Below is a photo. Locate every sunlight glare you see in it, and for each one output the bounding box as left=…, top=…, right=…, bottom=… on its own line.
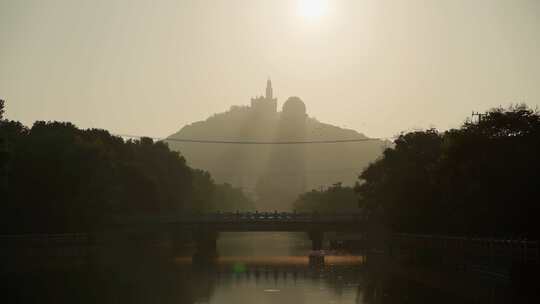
left=298, top=0, right=329, bottom=19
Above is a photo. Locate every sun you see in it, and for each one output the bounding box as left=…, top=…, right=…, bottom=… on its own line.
left=298, top=0, right=329, bottom=19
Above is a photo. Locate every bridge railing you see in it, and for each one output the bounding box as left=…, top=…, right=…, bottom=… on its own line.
left=390, top=233, right=539, bottom=277
left=110, top=211, right=368, bottom=225
left=189, top=211, right=366, bottom=223
left=0, top=233, right=88, bottom=245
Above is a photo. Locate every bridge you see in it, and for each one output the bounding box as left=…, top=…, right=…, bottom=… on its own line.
left=110, top=211, right=368, bottom=263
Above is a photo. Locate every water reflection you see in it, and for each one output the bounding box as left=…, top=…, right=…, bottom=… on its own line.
left=2, top=233, right=517, bottom=304
left=181, top=255, right=365, bottom=304
left=4, top=257, right=364, bottom=304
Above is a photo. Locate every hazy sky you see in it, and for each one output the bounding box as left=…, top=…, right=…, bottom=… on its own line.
left=1, top=0, right=539, bottom=138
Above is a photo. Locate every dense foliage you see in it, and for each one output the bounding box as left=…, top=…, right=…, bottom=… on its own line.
left=0, top=99, right=5, bottom=120
left=189, top=169, right=254, bottom=212
left=293, top=182, right=359, bottom=212
left=0, top=113, right=253, bottom=233
left=357, top=105, right=540, bottom=237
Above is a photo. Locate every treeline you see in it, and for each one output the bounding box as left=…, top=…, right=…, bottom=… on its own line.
left=357, top=105, right=540, bottom=237
left=0, top=104, right=253, bottom=233
left=293, top=182, right=359, bottom=212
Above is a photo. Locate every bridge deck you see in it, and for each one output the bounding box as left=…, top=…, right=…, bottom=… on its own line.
left=111, top=212, right=368, bottom=232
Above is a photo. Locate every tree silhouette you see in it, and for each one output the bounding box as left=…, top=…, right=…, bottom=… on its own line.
left=0, top=119, right=253, bottom=233
left=0, top=99, right=5, bottom=120
left=294, top=182, right=359, bottom=212
left=356, top=104, right=540, bottom=237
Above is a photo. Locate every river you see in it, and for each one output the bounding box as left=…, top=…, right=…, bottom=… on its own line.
left=3, top=233, right=517, bottom=303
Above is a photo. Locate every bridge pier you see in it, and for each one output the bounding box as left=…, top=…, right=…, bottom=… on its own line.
left=193, top=229, right=218, bottom=264
left=171, top=228, right=186, bottom=257
left=309, top=230, right=325, bottom=267
left=309, top=231, right=324, bottom=251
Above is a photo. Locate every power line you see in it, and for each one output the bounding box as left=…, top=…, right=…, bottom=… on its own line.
left=114, top=134, right=389, bottom=145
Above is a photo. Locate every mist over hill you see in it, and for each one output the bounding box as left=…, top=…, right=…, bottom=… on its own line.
left=166, top=81, right=387, bottom=210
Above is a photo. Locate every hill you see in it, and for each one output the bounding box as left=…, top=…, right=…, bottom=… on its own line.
left=166, top=81, right=387, bottom=210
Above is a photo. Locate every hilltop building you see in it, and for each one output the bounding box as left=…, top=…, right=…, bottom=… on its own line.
left=249, top=80, right=307, bottom=120
left=250, top=79, right=277, bottom=115
left=282, top=96, right=307, bottom=120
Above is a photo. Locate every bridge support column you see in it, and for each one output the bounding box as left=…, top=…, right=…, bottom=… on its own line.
left=171, top=228, right=186, bottom=257
left=193, top=229, right=218, bottom=264
left=309, top=230, right=324, bottom=267
left=309, top=231, right=324, bottom=251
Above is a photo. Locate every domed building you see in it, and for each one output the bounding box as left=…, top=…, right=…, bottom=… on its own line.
left=282, top=97, right=307, bottom=120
